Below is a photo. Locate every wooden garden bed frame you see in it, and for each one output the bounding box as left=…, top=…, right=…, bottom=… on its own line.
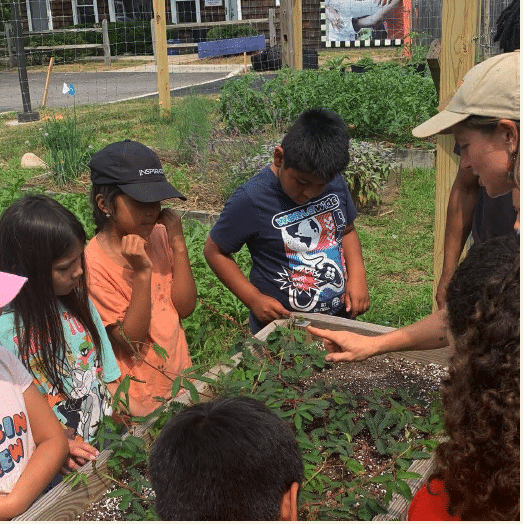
left=15, top=313, right=449, bottom=520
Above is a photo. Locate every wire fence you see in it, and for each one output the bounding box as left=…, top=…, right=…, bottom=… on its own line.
left=0, top=0, right=515, bottom=116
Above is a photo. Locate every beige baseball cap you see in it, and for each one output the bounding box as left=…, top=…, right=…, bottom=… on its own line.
left=412, top=51, right=520, bottom=138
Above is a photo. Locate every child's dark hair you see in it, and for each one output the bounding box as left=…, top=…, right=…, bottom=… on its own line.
left=281, top=108, right=350, bottom=182
left=90, top=183, right=123, bottom=233
left=494, top=0, right=519, bottom=53
left=431, top=233, right=519, bottom=520
left=0, top=195, right=102, bottom=397
left=149, top=396, right=304, bottom=520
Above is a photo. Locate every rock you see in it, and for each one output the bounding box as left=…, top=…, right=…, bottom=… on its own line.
left=21, top=153, right=47, bottom=168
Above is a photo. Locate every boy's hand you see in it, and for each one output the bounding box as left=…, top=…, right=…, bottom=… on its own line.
left=344, top=279, right=370, bottom=319
left=121, top=234, right=153, bottom=273
left=251, top=293, right=291, bottom=325
left=60, top=432, right=99, bottom=474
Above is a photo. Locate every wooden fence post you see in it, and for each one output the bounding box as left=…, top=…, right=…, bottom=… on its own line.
left=433, top=0, right=478, bottom=311
left=280, top=0, right=302, bottom=70
left=152, top=0, right=171, bottom=114
left=268, top=8, right=276, bottom=48
left=150, top=17, right=156, bottom=63
left=5, top=22, right=15, bottom=67
left=102, top=18, right=111, bottom=66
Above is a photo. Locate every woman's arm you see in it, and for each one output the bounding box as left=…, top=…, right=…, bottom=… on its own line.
left=0, top=384, right=69, bottom=519
left=308, top=309, right=449, bottom=362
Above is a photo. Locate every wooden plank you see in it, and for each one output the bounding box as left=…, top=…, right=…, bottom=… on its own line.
left=198, top=34, right=265, bottom=58
left=26, top=44, right=103, bottom=51
left=22, top=27, right=102, bottom=35
left=426, top=38, right=441, bottom=97
left=152, top=0, right=171, bottom=114
left=165, top=18, right=269, bottom=31
left=102, top=18, right=111, bottom=66
left=433, top=0, right=478, bottom=311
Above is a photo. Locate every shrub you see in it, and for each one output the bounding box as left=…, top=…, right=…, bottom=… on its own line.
left=344, top=140, right=395, bottom=209
left=106, top=21, right=153, bottom=56
left=219, top=65, right=437, bottom=144
left=206, top=24, right=258, bottom=41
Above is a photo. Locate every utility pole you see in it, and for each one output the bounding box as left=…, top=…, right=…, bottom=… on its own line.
left=10, top=0, right=39, bottom=122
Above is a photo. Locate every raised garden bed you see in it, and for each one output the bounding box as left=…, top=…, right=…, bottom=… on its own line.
left=15, top=314, right=449, bottom=521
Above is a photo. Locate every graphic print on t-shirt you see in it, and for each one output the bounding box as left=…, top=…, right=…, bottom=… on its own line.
left=0, top=412, right=28, bottom=479
left=273, top=194, right=347, bottom=313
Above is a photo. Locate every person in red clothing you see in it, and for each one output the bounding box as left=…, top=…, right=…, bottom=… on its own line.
left=408, top=233, right=519, bottom=521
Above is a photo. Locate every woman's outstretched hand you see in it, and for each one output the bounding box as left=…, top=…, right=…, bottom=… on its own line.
left=307, top=326, right=382, bottom=362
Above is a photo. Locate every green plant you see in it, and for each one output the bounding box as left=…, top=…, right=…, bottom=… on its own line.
left=106, top=21, right=153, bottom=56
left=41, top=112, right=93, bottom=186
left=212, top=324, right=445, bottom=520
left=206, top=24, right=258, bottom=41
left=404, top=31, right=431, bottom=64
left=219, top=67, right=437, bottom=144
left=67, top=323, right=443, bottom=520
left=354, top=56, right=375, bottom=68
left=344, top=140, right=394, bottom=209
left=153, top=96, right=216, bottom=166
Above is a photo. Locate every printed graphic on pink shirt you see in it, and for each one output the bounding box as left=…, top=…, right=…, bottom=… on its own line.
left=0, top=412, right=29, bottom=480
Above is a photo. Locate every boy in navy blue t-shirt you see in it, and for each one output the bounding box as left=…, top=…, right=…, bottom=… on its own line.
left=204, top=109, right=369, bottom=333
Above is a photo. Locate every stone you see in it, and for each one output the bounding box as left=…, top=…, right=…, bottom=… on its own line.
left=21, top=153, right=47, bottom=168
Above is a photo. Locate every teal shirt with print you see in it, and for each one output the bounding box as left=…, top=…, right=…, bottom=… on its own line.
left=0, top=299, right=120, bottom=443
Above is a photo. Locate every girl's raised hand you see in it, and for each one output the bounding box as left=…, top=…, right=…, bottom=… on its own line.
left=156, top=208, right=183, bottom=241
left=121, top=234, right=153, bottom=273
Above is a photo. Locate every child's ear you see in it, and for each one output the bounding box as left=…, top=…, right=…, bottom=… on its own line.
left=273, top=146, right=284, bottom=168
left=95, top=194, right=111, bottom=215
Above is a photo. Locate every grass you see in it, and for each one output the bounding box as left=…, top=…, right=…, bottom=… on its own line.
left=0, top=88, right=436, bottom=370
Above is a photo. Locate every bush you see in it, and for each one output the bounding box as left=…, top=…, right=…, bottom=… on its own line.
left=219, top=64, right=437, bottom=145
left=106, top=21, right=153, bottom=56
left=206, top=24, right=258, bottom=41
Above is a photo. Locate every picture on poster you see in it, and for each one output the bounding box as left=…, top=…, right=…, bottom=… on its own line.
left=323, top=0, right=406, bottom=43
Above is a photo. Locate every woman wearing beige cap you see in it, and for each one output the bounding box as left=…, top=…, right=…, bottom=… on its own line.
left=307, top=51, right=520, bottom=362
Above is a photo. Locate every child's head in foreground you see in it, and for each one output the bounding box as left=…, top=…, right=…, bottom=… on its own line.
left=148, top=396, right=304, bottom=520
left=88, top=139, right=186, bottom=236
left=273, top=108, right=350, bottom=205
left=434, top=233, right=519, bottom=520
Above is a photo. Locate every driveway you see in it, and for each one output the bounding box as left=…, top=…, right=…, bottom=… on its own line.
left=0, top=66, right=242, bottom=113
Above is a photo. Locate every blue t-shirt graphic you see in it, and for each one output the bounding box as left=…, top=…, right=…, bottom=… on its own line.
left=210, top=165, right=358, bottom=333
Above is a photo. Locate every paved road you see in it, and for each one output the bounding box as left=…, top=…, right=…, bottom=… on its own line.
left=1, top=69, right=235, bottom=113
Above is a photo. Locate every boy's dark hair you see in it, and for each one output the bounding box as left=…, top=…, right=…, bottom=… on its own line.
left=0, top=195, right=102, bottom=397
left=494, top=0, right=519, bottom=53
left=281, top=108, right=349, bottom=182
left=148, top=396, right=304, bottom=520
left=432, top=233, right=519, bottom=520
left=90, top=183, right=123, bottom=233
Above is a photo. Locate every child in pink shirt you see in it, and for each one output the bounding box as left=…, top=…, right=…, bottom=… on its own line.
left=85, top=140, right=196, bottom=412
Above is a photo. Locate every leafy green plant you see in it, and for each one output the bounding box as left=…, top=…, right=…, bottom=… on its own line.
left=404, top=31, right=431, bottom=64
left=209, top=324, right=445, bottom=520
left=41, top=112, right=93, bottom=186
left=66, top=323, right=443, bottom=521
left=344, top=140, right=395, bottom=209
left=219, top=66, right=437, bottom=144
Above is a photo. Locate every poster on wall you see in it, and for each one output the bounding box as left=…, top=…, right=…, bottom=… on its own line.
left=321, top=0, right=410, bottom=47
left=205, top=0, right=223, bottom=6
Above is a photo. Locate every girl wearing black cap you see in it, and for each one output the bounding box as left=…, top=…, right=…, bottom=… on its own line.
left=85, top=140, right=196, bottom=413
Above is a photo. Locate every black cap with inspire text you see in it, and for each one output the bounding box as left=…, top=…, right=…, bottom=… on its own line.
left=89, top=140, right=186, bottom=202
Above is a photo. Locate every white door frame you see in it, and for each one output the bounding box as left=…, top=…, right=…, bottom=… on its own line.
left=25, top=0, right=53, bottom=31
